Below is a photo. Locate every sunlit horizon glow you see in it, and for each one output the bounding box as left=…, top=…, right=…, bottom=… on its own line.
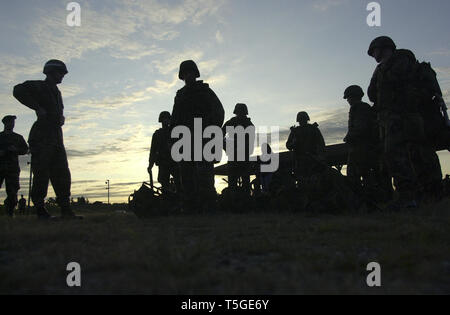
left=1, top=0, right=449, bottom=203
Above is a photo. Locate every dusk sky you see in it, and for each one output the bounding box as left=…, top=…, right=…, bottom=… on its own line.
left=1, top=0, right=449, bottom=203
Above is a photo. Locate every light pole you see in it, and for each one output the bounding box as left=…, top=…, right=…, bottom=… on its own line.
left=105, top=180, right=110, bottom=205
left=27, top=158, right=32, bottom=214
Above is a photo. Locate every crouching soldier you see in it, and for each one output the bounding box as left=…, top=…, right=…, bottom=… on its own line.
left=13, top=60, right=82, bottom=220
left=0, top=116, right=28, bottom=217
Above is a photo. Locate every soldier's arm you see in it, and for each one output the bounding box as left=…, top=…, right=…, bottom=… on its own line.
left=13, top=81, right=47, bottom=119
left=208, top=89, right=225, bottom=127
left=170, top=95, right=181, bottom=129
left=286, top=130, right=295, bottom=151
left=13, top=81, right=40, bottom=111
left=368, top=68, right=379, bottom=104
left=315, top=129, right=326, bottom=157
left=149, top=131, right=160, bottom=167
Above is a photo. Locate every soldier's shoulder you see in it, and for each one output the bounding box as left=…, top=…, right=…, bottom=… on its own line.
left=12, top=132, right=25, bottom=138
left=18, top=80, right=46, bottom=86
left=393, top=49, right=416, bottom=63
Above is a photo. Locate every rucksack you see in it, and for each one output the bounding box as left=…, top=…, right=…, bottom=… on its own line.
left=415, top=61, right=449, bottom=145
left=128, top=182, right=163, bottom=218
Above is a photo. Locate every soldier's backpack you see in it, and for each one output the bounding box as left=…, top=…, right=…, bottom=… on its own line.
left=128, top=182, right=163, bottom=218
left=415, top=61, right=450, bottom=147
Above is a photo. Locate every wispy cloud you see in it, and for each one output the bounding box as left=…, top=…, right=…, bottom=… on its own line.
left=312, top=0, right=349, bottom=11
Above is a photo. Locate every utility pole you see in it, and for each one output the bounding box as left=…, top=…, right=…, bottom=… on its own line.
left=105, top=180, right=110, bottom=205
left=27, top=159, right=32, bottom=215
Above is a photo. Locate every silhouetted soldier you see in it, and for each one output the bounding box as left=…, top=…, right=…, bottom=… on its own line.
left=367, top=36, right=425, bottom=210
left=222, top=103, right=255, bottom=194
left=148, top=111, right=181, bottom=193
left=0, top=116, right=28, bottom=217
left=18, top=194, right=27, bottom=214
left=171, top=60, right=225, bottom=212
left=13, top=60, right=82, bottom=220
left=343, top=85, right=377, bottom=191
left=286, top=112, right=325, bottom=183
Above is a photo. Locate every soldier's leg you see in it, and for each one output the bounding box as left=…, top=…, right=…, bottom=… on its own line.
left=48, top=145, right=73, bottom=215
left=30, top=144, right=51, bottom=212
left=179, top=161, right=197, bottom=211
left=411, top=144, right=443, bottom=201
left=170, top=163, right=182, bottom=194
left=347, top=147, right=363, bottom=190
left=386, top=142, right=418, bottom=205
left=241, top=163, right=251, bottom=195
left=4, top=173, right=20, bottom=217
left=157, top=165, right=170, bottom=192
left=197, top=161, right=217, bottom=211
left=228, top=162, right=238, bottom=190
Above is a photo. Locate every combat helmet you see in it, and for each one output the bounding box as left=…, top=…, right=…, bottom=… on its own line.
left=158, top=111, right=171, bottom=123
left=178, top=60, right=200, bottom=80
left=233, top=103, right=248, bottom=116
left=43, top=59, right=68, bottom=75
left=297, top=111, right=310, bottom=123
left=344, top=85, right=364, bottom=99
left=368, top=36, right=396, bottom=57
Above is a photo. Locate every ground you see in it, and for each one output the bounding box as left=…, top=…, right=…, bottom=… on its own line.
left=0, top=200, right=449, bottom=294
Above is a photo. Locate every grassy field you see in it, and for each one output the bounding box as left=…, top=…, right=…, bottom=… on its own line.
left=0, top=199, right=449, bottom=295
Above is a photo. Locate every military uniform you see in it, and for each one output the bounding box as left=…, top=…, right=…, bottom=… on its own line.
left=368, top=48, right=424, bottom=204
left=149, top=126, right=180, bottom=193
left=0, top=129, right=28, bottom=216
left=344, top=100, right=377, bottom=188
left=171, top=79, right=224, bottom=211
left=13, top=79, right=72, bottom=213
left=286, top=122, right=326, bottom=181
left=222, top=111, right=255, bottom=194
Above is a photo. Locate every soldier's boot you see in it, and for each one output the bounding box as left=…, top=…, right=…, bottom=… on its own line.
left=60, top=205, right=83, bottom=220
left=36, top=206, right=56, bottom=220
left=4, top=197, right=18, bottom=217
left=5, top=205, right=15, bottom=218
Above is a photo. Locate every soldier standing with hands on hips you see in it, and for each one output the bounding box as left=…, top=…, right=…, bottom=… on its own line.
left=13, top=60, right=82, bottom=220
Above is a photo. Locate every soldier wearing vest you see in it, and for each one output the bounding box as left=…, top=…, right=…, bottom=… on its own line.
left=170, top=60, right=225, bottom=212
left=13, top=60, right=82, bottom=220
left=0, top=115, right=28, bottom=217
left=343, top=85, right=378, bottom=191
left=148, top=111, right=181, bottom=194
left=286, top=111, right=326, bottom=182
left=367, top=36, right=426, bottom=210
left=222, top=103, right=255, bottom=195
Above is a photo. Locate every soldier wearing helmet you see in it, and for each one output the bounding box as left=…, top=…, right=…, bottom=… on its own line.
left=222, top=103, right=255, bottom=195
left=343, top=85, right=377, bottom=192
left=171, top=60, right=224, bottom=212
left=0, top=115, right=28, bottom=217
left=286, top=112, right=325, bottom=181
left=148, top=111, right=180, bottom=194
left=13, top=60, right=81, bottom=220
left=367, top=36, right=428, bottom=210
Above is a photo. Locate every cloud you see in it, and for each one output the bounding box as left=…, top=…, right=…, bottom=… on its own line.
left=60, top=84, right=85, bottom=98
left=312, top=0, right=349, bottom=11
left=215, top=30, right=224, bottom=44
